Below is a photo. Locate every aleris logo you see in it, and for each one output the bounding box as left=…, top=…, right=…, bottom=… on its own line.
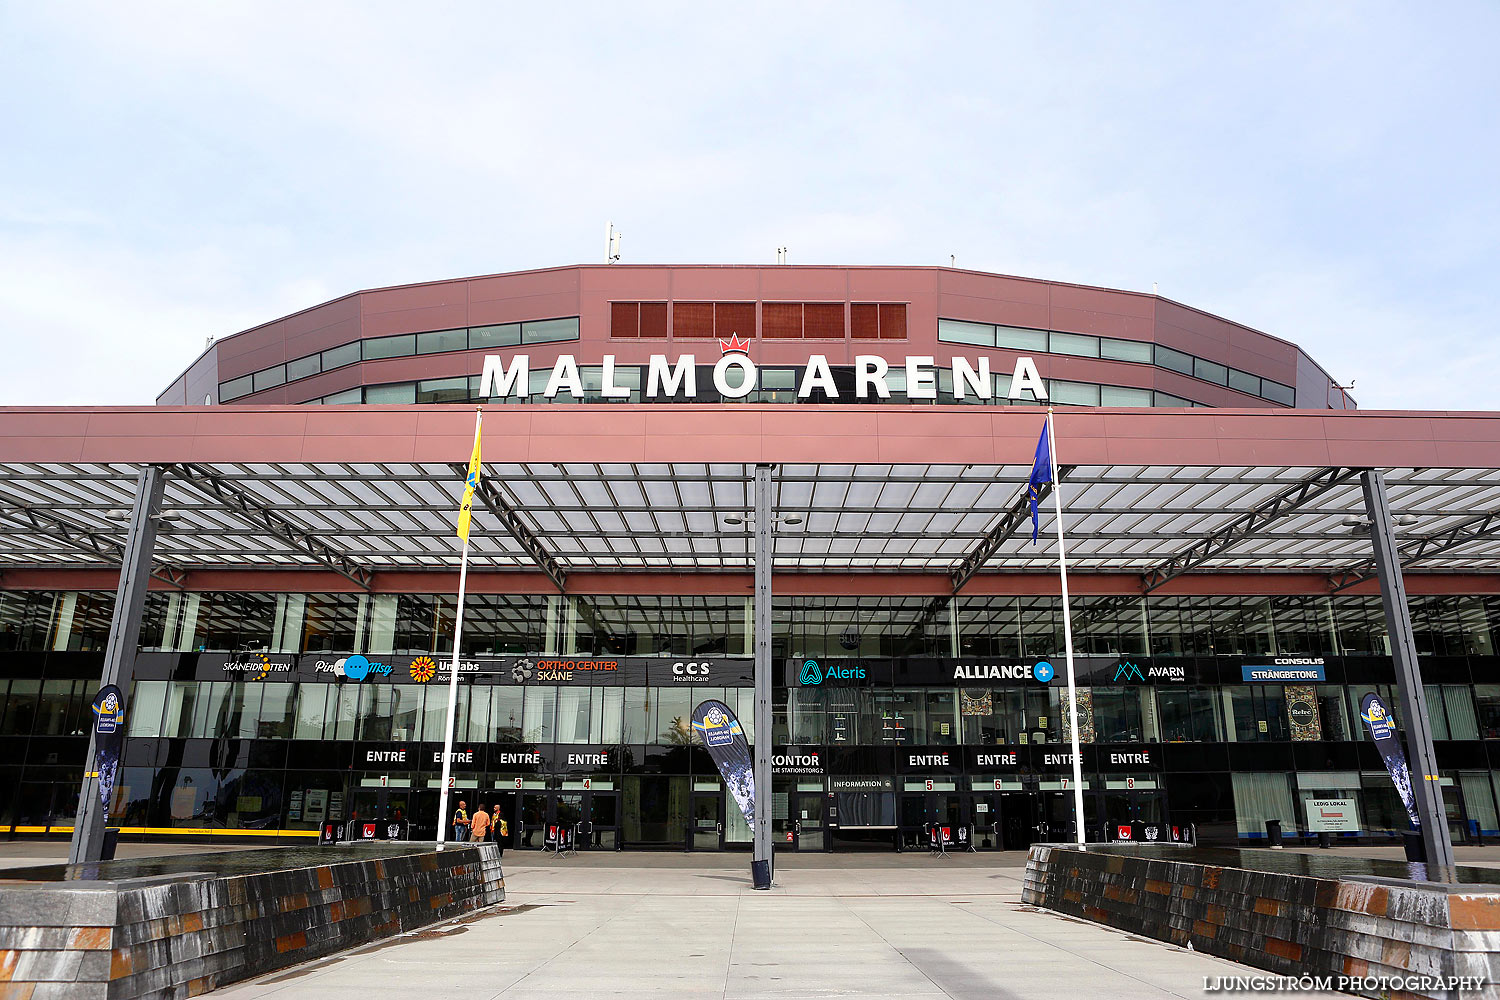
left=798, top=660, right=866, bottom=684
left=1113, top=661, right=1146, bottom=683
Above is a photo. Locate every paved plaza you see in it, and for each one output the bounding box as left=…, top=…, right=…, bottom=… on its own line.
left=199, top=850, right=1347, bottom=1000
left=9, top=841, right=1498, bottom=998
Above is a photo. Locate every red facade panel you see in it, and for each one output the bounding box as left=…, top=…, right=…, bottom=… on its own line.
left=672, top=302, right=714, bottom=339
left=762, top=302, right=802, bottom=339
left=640, top=301, right=668, bottom=338
left=803, top=303, right=845, bottom=339
left=611, top=301, right=639, bottom=338
left=851, top=303, right=879, bottom=340
left=715, top=302, right=756, bottom=342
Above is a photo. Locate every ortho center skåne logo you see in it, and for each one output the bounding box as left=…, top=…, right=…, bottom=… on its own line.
left=336, top=654, right=393, bottom=681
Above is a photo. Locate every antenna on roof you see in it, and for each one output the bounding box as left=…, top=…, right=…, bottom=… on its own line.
left=950, top=255, right=956, bottom=267
left=1152, top=282, right=1159, bottom=295
left=605, top=222, right=622, bottom=264
left=776, top=247, right=788, bottom=265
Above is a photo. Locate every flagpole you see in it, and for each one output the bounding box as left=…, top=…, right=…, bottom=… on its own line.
left=437, top=407, right=482, bottom=851
left=1047, top=407, right=1086, bottom=847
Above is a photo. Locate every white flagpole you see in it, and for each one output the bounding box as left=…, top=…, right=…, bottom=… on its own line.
left=437, top=407, right=481, bottom=851
left=1047, top=408, right=1087, bottom=847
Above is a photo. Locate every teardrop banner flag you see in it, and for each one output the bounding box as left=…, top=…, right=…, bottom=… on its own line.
left=692, top=700, right=754, bottom=828
left=91, top=685, right=125, bottom=810
left=1360, top=692, right=1419, bottom=826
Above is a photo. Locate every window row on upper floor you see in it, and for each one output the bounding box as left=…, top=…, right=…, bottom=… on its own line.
left=937, top=319, right=1296, bottom=406
left=217, top=317, right=581, bottom=402
left=304, top=367, right=1209, bottom=408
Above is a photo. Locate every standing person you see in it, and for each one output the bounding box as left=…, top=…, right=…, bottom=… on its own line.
left=492, top=805, right=508, bottom=856
left=470, top=803, right=491, bottom=844
left=452, top=800, right=470, bottom=842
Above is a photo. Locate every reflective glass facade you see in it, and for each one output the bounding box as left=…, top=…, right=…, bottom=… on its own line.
left=3, top=590, right=1499, bottom=851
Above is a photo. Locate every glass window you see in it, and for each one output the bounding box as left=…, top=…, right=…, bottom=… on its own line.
left=1157, top=688, right=1221, bottom=742
left=417, top=377, right=470, bottom=403
left=253, top=684, right=294, bottom=738
left=286, top=354, right=320, bottom=382
left=556, top=688, right=592, bottom=744
left=1444, top=685, right=1480, bottom=740
left=390, top=686, right=422, bottom=740
left=523, top=687, right=556, bottom=743
left=417, top=328, right=468, bottom=354
left=1231, top=772, right=1296, bottom=838
left=522, top=318, right=580, bottom=344
left=491, top=688, right=525, bottom=743
left=34, top=680, right=78, bottom=736
left=1100, top=338, right=1152, bottom=363
left=761, top=369, right=796, bottom=390
left=1193, top=358, right=1229, bottom=385
left=1050, top=332, right=1100, bottom=358
left=1228, top=368, right=1261, bottom=395
left=1261, top=379, right=1295, bottom=405
left=365, top=334, right=415, bottom=359
left=220, top=375, right=253, bottom=401
left=321, top=341, right=360, bottom=369
left=994, top=326, right=1048, bottom=351
left=469, top=323, right=521, bottom=348
left=323, top=387, right=362, bottom=404
left=252, top=366, right=286, bottom=391
left=293, top=685, right=328, bottom=739
left=365, top=382, right=416, bottom=404
left=1050, top=380, right=1100, bottom=406
left=596, top=688, right=624, bottom=744
left=621, top=687, right=650, bottom=744
left=1154, top=345, right=1193, bottom=375
left=128, top=680, right=169, bottom=737
left=1100, top=385, right=1152, bottom=407
left=936, top=320, right=994, bottom=347
left=1154, top=392, right=1192, bottom=407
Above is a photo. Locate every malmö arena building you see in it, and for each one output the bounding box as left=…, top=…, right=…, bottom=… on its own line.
left=4, top=263, right=1499, bottom=853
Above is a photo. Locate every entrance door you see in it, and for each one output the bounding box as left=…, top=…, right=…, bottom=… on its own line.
left=794, top=793, right=826, bottom=852
left=519, top=792, right=548, bottom=849
left=691, top=793, right=723, bottom=850
left=968, top=792, right=1003, bottom=849
left=899, top=791, right=963, bottom=849
left=587, top=791, right=619, bottom=850
left=999, top=792, right=1038, bottom=850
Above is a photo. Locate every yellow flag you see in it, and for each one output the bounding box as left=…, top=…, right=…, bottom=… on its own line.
left=456, top=419, right=481, bottom=542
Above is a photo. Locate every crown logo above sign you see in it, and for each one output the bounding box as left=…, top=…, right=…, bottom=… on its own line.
left=719, top=333, right=751, bottom=356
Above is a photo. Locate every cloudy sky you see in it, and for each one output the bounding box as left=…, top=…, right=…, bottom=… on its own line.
left=1, top=3, right=1495, bottom=408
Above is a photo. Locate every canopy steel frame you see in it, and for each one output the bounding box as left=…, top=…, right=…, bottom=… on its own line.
left=0, top=489, right=187, bottom=589
left=1329, top=503, right=1500, bottom=593
left=1140, top=467, right=1363, bottom=593
left=456, top=464, right=568, bottom=593
left=163, top=463, right=374, bottom=590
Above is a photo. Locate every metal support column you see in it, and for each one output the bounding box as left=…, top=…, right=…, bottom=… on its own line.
left=69, top=466, right=166, bottom=865
left=1360, top=469, right=1455, bottom=870
left=752, top=464, right=773, bottom=889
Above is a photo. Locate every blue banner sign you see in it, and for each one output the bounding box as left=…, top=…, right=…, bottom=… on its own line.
left=1242, top=661, right=1326, bottom=682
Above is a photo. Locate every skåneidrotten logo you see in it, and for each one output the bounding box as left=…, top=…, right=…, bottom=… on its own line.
left=410, top=656, right=437, bottom=683
left=798, top=659, right=823, bottom=685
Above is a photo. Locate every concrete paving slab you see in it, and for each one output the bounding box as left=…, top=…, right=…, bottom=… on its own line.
left=195, top=854, right=1369, bottom=999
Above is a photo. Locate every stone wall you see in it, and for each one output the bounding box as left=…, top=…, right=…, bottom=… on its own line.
left=1022, top=844, right=1499, bottom=1000
left=0, top=843, right=504, bottom=1000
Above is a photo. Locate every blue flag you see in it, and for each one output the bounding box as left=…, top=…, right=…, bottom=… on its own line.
left=1028, top=419, right=1052, bottom=543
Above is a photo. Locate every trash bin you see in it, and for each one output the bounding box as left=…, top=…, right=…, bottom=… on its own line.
left=1265, top=819, right=1283, bottom=848
left=1402, top=830, right=1426, bottom=863
left=100, top=827, right=120, bottom=862
left=1317, top=831, right=1332, bottom=849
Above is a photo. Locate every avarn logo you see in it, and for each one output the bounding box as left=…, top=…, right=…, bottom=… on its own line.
left=1113, top=661, right=1146, bottom=683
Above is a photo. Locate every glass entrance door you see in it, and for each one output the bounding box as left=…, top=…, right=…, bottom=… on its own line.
left=519, top=792, right=547, bottom=849
left=586, top=791, right=619, bottom=850
left=794, top=793, right=826, bottom=851
left=691, top=793, right=723, bottom=850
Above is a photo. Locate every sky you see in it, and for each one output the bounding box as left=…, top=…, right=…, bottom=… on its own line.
left=0, top=2, right=1496, bottom=409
